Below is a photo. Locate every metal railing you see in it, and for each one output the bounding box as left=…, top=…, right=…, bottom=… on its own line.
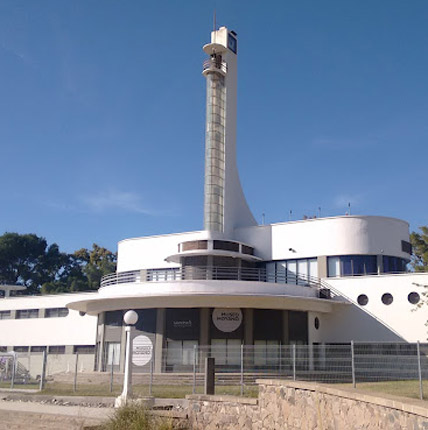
left=203, top=58, right=227, bottom=74
left=11, top=342, right=423, bottom=401
left=100, top=267, right=337, bottom=299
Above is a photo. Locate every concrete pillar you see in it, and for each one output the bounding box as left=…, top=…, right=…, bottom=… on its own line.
left=96, top=312, right=106, bottom=371
left=154, top=308, right=165, bottom=373
left=317, top=256, right=328, bottom=278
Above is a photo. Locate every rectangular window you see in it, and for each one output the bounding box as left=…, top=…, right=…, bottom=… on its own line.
left=328, top=257, right=340, bottom=277
left=13, top=346, right=29, bottom=353
left=254, top=340, right=280, bottom=366
left=0, top=311, right=11, bottom=320
left=308, top=258, right=318, bottom=278
left=211, top=339, right=241, bottom=366
left=73, top=345, right=95, bottom=354
left=16, top=309, right=39, bottom=319
left=166, top=340, right=198, bottom=367
left=286, top=260, right=297, bottom=284
left=30, top=346, right=47, bottom=353
left=48, top=345, right=66, bottom=354
left=0, top=346, right=6, bottom=352
left=45, top=308, right=69, bottom=318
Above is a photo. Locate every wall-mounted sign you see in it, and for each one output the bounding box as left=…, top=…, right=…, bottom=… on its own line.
left=132, top=335, right=153, bottom=366
left=212, top=308, right=242, bottom=332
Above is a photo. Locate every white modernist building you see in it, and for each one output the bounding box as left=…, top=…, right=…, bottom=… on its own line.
left=1, top=27, right=427, bottom=373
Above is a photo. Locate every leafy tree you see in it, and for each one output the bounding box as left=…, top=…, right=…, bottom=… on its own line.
left=0, top=233, right=65, bottom=294
left=0, top=232, right=116, bottom=295
left=74, top=244, right=117, bottom=290
left=410, top=226, right=428, bottom=272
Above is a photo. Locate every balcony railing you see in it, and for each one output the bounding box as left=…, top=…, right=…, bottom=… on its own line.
left=203, top=58, right=227, bottom=74
left=100, top=267, right=336, bottom=299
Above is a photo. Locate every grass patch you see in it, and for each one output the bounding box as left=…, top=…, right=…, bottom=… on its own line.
left=101, top=403, right=176, bottom=430
left=40, top=382, right=259, bottom=398
left=337, top=380, right=428, bottom=401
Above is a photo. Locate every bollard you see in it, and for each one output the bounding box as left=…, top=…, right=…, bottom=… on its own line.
left=73, top=352, right=79, bottom=392
left=204, top=357, right=215, bottom=395
left=110, top=348, right=115, bottom=393
left=351, top=341, right=356, bottom=388
left=417, top=341, right=424, bottom=400
left=192, top=345, right=197, bottom=394
left=149, top=354, right=154, bottom=397
left=39, top=350, right=47, bottom=391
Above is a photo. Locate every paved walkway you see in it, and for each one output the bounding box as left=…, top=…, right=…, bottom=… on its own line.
left=0, top=400, right=113, bottom=429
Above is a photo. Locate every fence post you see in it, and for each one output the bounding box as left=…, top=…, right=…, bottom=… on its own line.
left=73, top=352, right=79, bottom=392
left=149, top=353, right=154, bottom=397
left=351, top=341, right=356, bottom=388
left=39, top=350, right=47, bottom=391
left=240, top=343, right=244, bottom=396
left=10, top=353, right=16, bottom=389
left=292, top=344, right=296, bottom=381
left=279, top=343, right=282, bottom=375
left=192, top=345, right=197, bottom=394
left=417, top=341, right=424, bottom=400
left=110, top=348, right=115, bottom=393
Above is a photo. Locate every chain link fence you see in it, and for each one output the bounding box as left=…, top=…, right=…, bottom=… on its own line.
left=2, top=342, right=427, bottom=400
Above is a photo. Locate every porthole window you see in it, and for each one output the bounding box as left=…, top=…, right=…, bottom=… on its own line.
left=408, top=292, right=420, bottom=305
left=314, top=317, right=320, bottom=330
left=357, top=294, right=369, bottom=306
left=381, top=293, right=393, bottom=305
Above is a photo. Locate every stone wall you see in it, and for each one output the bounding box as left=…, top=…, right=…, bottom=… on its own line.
left=187, top=380, right=428, bottom=429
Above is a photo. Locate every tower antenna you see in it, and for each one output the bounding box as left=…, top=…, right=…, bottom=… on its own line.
left=213, top=9, right=216, bottom=31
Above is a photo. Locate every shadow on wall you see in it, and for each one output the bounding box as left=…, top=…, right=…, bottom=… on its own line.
left=319, top=304, right=404, bottom=342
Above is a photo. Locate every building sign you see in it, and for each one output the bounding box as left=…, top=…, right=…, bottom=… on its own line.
left=166, top=308, right=199, bottom=340
left=132, top=335, right=153, bottom=366
left=212, top=308, right=242, bottom=332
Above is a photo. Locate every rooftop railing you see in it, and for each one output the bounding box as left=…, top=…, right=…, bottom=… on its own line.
left=203, top=58, right=228, bottom=74
left=100, top=267, right=337, bottom=299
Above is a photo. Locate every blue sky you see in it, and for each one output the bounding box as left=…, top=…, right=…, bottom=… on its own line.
left=0, top=0, right=427, bottom=253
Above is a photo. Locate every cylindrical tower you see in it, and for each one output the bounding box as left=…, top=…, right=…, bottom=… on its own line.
left=202, top=27, right=257, bottom=235
left=203, top=53, right=227, bottom=232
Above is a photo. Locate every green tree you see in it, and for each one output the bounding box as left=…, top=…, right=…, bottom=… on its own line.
left=410, top=226, right=428, bottom=272
left=0, top=233, right=65, bottom=294
left=73, top=244, right=117, bottom=290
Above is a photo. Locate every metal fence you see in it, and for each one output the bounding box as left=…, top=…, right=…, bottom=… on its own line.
left=1, top=342, right=427, bottom=400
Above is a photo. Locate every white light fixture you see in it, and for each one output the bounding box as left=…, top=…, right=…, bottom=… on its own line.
left=115, top=310, right=139, bottom=408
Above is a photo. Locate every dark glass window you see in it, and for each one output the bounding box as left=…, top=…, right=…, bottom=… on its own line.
left=381, top=293, right=393, bottom=305
left=48, top=345, right=66, bottom=354
left=314, top=317, right=320, bottom=330
left=357, top=294, right=369, bottom=306
left=16, top=309, right=39, bottom=319
left=45, top=308, right=69, bottom=318
left=0, top=346, right=6, bottom=352
left=0, top=311, right=11, bottom=320
left=181, top=240, right=208, bottom=251
left=401, top=240, right=412, bottom=255
left=408, top=292, right=420, bottom=305
left=73, top=345, right=95, bottom=354
left=105, top=310, right=123, bottom=327
left=327, top=255, right=377, bottom=277
left=13, top=346, right=29, bottom=352
left=213, top=240, right=239, bottom=252
left=31, top=346, right=47, bottom=352
left=383, top=256, right=408, bottom=273
left=241, top=245, right=254, bottom=255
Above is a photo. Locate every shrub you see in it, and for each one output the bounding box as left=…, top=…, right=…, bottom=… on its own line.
left=103, top=403, right=174, bottom=430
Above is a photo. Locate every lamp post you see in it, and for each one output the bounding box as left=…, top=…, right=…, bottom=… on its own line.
left=115, top=310, right=138, bottom=408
